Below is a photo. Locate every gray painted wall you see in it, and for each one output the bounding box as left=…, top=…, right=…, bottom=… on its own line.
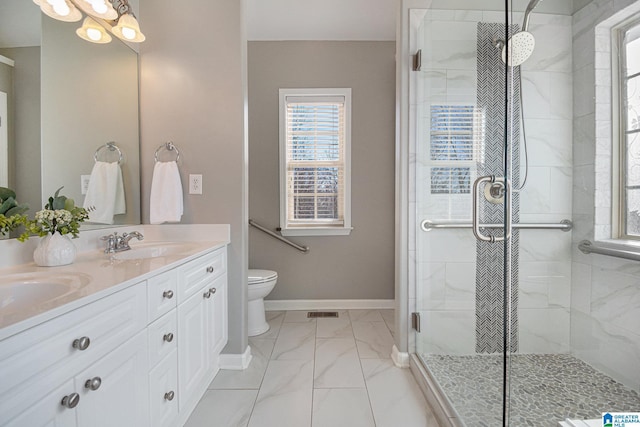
left=0, top=47, right=40, bottom=212
left=248, top=41, right=396, bottom=300
left=139, top=0, right=248, bottom=354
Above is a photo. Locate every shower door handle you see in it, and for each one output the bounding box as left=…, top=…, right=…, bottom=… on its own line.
left=472, top=175, right=512, bottom=243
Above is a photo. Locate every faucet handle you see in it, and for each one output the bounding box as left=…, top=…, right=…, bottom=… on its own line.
left=101, top=233, right=116, bottom=253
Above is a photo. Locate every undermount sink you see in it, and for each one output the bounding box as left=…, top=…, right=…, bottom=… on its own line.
left=0, top=272, right=92, bottom=313
left=111, top=242, right=198, bottom=260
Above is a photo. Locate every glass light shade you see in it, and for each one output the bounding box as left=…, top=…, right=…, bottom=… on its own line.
left=75, top=0, right=118, bottom=21
left=33, top=0, right=82, bottom=22
left=111, top=13, right=145, bottom=43
left=76, top=16, right=112, bottom=43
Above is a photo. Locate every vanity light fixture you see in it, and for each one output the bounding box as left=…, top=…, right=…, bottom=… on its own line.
left=33, top=0, right=83, bottom=23
left=32, top=0, right=145, bottom=44
left=76, top=16, right=112, bottom=43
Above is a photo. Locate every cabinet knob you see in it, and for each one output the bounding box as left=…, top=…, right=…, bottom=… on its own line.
left=203, top=290, right=212, bottom=299
left=206, top=266, right=214, bottom=273
left=163, top=333, right=174, bottom=343
left=209, top=287, right=217, bottom=295
left=61, top=393, right=80, bottom=409
left=163, top=290, right=174, bottom=299
left=84, top=376, right=102, bottom=391
left=164, top=391, right=175, bottom=401
left=72, top=336, right=91, bottom=351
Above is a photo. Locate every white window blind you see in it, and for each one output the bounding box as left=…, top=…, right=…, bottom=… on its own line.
left=279, top=89, right=352, bottom=236
left=429, top=105, right=484, bottom=194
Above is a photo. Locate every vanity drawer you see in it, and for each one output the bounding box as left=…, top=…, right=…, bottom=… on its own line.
left=147, top=270, right=178, bottom=323
left=177, top=249, right=226, bottom=303
left=0, top=283, right=147, bottom=398
left=149, top=350, right=178, bottom=427
left=148, top=310, right=177, bottom=368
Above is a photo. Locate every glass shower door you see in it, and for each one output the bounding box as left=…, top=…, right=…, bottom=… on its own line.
left=412, top=4, right=518, bottom=426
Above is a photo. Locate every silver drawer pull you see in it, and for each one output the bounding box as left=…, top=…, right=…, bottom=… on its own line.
left=163, top=290, right=174, bottom=299
left=163, top=333, right=174, bottom=343
left=209, top=287, right=217, bottom=295
left=72, top=336, right=91, bottom=351
left=61, top=393, right=80, bottom=409
left=203, top=291, right=212, bottom=299
left=206, top=266, right=214, bottom=273
left=85, top=376, right=102, bottom=391
left=164, top=391, right=175, bottom=401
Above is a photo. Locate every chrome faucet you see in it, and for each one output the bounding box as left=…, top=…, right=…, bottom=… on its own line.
left=101, top=231, right=144, bottom=253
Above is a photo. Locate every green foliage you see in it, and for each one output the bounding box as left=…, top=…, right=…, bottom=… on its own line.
left=0, top=187, right=29, bottom=237
left=20, top=187, right=89, bottom=241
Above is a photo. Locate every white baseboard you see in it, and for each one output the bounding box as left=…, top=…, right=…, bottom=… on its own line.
left=219, top=345, right=252, bottom=370
left=264, top=299, right=395, bottom=311
left=391, top=344, right=410, bottom=368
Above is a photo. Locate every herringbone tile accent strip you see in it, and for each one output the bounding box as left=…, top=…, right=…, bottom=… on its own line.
left=475, top=22, right=520, bottom=353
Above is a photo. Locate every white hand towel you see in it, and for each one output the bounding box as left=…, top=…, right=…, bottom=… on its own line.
left=83, top=161, right=126, bottom=224
left=149, top=161, right=183, bottom=224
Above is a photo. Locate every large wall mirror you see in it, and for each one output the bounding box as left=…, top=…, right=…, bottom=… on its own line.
left=0, top=0, right=140, bottom=237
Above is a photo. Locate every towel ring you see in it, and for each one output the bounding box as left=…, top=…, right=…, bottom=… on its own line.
left=154, top=141, right=181, bottom=163
left=94, top=142, right=123, bottom=164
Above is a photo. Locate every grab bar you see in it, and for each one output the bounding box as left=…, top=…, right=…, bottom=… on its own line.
left=249, top=219, right=309, bottom=253
left=578, top=240, right=640, bottom=262
left=421, top=219, right=572, bottom=232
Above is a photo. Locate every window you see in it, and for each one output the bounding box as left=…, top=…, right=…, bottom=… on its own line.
left=619, top=19, right=640, bottom=238
left=429, top=105, right=484, bottom=195
left=279, top=88, right=352, bottom=236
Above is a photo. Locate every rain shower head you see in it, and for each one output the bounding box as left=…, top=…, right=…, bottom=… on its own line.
left=494, top=0, right=542, bottom=66
left=501, top=31, right=536, bottom=66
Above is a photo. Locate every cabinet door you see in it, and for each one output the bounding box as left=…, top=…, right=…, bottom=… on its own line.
left=2, top=379, right=77, bottom=427
left=149, top=351, right=178, bottom=427
left=177, top=288, right=209, bottom=411
left=75, top=331, right=148, bottom=427
left=207, top=274, right=228, bottom=358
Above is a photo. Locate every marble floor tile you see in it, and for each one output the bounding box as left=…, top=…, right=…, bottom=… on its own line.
left=271, top=322, right=316, bottom=360
left=248, top=359, right=314, bottom=427
left=352, top=321, right=395, bottom=359
left=283, top=310, right=317, bottom=323
left=312, top=388, right=375, bottom=427
left=349, top=309, right=385, bottom=322
left=314, top=338, right=365, bottom=388
left=361, top=359, right=439, bottom=427
left=209, top=338, right=275, bottom=389
left=380, top=309, right=396, bottom=334
left=184, top=389, right=258, bottom=427
left=316, top=315, right=353, bottom=339
left=259, top=311, right=285, bottom=339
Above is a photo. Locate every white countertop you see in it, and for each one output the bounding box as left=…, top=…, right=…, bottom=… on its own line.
left=0, top=225, right=230, bottom=341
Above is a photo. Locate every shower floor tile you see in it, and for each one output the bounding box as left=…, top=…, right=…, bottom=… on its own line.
left=422, top=353, right=640, bottom=427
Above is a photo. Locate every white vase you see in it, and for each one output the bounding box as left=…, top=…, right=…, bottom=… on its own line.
left=33, top=234, right=77, bottom=267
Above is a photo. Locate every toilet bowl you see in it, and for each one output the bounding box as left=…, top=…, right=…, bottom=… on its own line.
left=248, top=269, right=278, bottom=336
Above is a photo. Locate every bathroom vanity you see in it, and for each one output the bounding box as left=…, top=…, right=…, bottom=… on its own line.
left=0, top=225, right=230, bottom=427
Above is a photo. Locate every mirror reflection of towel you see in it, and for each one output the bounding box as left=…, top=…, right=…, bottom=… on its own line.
left=83, top=161, right=126, bottom=224
left=150, top=161, right=183, bottom=224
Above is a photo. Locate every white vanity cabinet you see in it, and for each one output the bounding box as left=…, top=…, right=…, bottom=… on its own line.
left=0, top=284, right=148, bottom=427
left=176, top=249, right=228, bottom=418
left=0, top=244, right=229, bottom=427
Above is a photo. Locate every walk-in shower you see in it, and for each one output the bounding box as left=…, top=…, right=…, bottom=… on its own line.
left=401, top=0, right=640, bottom=425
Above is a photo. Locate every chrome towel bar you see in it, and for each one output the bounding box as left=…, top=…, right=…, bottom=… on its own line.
left=421, top=219, right=573, bottom=232
left=578, top=240, right=640, bottom=262
left=249, top=219, right=309, bottom=253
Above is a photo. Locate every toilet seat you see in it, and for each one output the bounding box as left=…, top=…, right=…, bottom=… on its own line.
left=248, top=269, right=278, bottom=285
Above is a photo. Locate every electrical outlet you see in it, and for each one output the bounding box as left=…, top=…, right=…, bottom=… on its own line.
left=81, top=175, right=91, bottom=195
left=189, top=174, right=203, bottom=195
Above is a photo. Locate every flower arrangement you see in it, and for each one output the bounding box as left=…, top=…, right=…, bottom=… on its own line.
left=0, top=186, right=29, bottom=236
left=19, top=187, right=89, bottom=241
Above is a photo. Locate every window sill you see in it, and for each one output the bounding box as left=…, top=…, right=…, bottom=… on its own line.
left=280, top=227, right=353, bottom=237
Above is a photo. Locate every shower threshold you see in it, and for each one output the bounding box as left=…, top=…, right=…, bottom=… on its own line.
left=415, top=353, right=640, bottom=427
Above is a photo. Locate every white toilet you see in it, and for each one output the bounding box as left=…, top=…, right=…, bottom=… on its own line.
left=248, top=269, right=278, bottom=336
